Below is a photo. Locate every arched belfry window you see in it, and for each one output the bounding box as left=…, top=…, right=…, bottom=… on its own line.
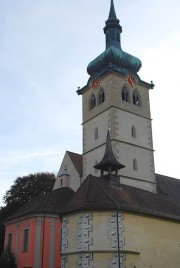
left=95, top=127, right=98, bottom=140
left=133, top=159, right=138, bottom=171
left=133, top=90, right=141, bottom=106
left=89, top=94, right=96, bottom=110
left=99, top=88, right=105, bottom=104
left=122, top=86, right=129, bottom=102
left=132, top=126, right=136, bottom=138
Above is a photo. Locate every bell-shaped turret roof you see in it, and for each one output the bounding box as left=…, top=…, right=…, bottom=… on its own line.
left=94, top=129, right=125, bottom=173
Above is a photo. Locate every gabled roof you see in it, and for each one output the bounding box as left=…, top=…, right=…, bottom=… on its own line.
left=61, top=174, right=180, bottom=221
left=67, top=151, right=82, bottom=177
left=4, top=187, right=74, bottom=223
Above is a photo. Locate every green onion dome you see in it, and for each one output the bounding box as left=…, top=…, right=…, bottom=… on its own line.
left=87, top=46, right=142, bottom=76
left=87, top=0, right=142, bottom=76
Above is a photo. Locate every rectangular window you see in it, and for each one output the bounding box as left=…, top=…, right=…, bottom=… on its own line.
left=23, top=229, right=29, bottom=252
left=7, top=233, right=12, bottom=252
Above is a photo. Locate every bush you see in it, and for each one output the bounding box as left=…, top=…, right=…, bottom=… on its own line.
left=0, top=248, right=17, bottom=268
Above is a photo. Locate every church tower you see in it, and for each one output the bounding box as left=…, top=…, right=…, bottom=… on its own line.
left=77, top=0, right=156, bottom=193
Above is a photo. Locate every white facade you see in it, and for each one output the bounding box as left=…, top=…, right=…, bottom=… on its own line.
left=54, top=151, right=81, bottom=192
left=82, top=72, right=156, bottom=192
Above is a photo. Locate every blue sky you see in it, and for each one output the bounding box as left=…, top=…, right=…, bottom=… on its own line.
left=0, top=0, right=180, bottom=206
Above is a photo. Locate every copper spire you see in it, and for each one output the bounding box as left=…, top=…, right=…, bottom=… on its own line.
left=108, top=0, right=117, bottom=19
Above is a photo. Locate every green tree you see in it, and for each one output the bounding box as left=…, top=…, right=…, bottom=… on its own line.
left=3, top=172, right=56, bottom=208
left=0, top=172, right=56, bottom=254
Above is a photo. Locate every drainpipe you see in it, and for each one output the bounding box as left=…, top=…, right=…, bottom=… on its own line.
left=116, top=211, right=121, bottom=268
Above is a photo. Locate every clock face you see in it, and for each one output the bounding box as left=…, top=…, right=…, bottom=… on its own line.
left=92, top=78, right=100, bottom=89
left=126, top=74, right=136, bottom=87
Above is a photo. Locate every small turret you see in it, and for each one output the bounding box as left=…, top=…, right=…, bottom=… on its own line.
left=94, top=129, right=125, bottom=175
left=104, top=0, right=122, bottom=49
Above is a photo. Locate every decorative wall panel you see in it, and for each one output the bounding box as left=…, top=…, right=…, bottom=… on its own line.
left=61, top=256, right=68, bottom=268
left=61, top=217, right=69, bottom=253
left=77, top=214, right=93, bottom=250
left=78, top=253, right=93, bottom=268
left=108, top=252, right=126, bottom=268
left=107, top=213, right=125, bottom=250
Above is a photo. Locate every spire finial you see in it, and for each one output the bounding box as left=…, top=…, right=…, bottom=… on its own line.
left=109, top=0, right=117, bottom=19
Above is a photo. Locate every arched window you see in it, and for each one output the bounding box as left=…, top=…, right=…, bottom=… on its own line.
left=95, top=127, right=98, bottom=140
left=7, top=233, right=12, bottom=252
left=133, top=159, right=138, bottom=171
left=133, top=90, right=141, bottom=106
left=122, top=86, right=129, bottom=102
left=89, top=94, right=96, bottom=110
left=132, top=126, right=136, bottom=138
left=99, top=88, right=105, bottom=104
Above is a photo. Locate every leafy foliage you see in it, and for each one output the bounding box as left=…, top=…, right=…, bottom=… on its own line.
left=0, top=172, right=56, bottom=254
left=3, top=172, right=56, bottom=208
left=0, top=247, right=17, bottom=268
